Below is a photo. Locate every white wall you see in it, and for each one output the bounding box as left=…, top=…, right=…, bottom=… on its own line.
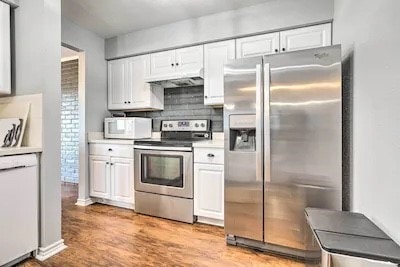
left=61, top=17, right=108, bottom=202
left=333, top=0, right=400, bottom=244
left=105, top=0, right=333, bottom=59
left=13, top=0, right=62, bottom=249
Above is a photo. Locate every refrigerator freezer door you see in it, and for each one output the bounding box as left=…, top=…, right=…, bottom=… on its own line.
left=263, top=45, right=342, bottom=252
left=224, top=57, right=263, bottom=242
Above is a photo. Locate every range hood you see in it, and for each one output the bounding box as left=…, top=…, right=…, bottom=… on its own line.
left=144, top=69, right=204, bottom=88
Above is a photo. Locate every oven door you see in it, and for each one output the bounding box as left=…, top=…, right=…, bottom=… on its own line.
left=134, top=148, right=193, bottom=198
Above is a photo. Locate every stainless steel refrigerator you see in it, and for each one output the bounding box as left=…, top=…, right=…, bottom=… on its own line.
left=223, top=45, right=342, bottom=259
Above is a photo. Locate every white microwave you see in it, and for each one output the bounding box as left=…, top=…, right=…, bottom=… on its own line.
left=104, top=117, right=152, bottom=139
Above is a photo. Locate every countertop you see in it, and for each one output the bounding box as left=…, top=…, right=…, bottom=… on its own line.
left=192, top=139, right=224, bottom=149
left=88, top=138, right=135, bottom=145
left=0, top=147, right=42, bottom=156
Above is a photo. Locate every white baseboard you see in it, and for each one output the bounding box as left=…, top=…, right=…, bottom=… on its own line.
left=197, top=216, right=224, bottom=227
left=75, top=198, right=94, bottom=206
left=35, top=239, right=67, bottom=261
left=91, top=197, right=134, bottom=210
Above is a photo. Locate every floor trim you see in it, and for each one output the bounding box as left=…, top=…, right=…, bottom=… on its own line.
left=75, top=198, right=94, bottom=206
left=35, top=239, right=67, bottom=261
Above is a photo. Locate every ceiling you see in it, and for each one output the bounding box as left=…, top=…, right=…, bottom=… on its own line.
left=61, top=0, right=272, bottom=39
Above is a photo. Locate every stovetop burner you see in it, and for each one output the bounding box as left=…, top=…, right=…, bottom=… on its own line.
left=134, top=119, right=212, bottom=148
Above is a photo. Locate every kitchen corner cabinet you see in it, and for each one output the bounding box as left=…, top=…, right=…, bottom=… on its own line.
left=204, top=40, right=235, bottom=106
left=148, top=45, right=203, bottom=79
left=0, top=1, right=11, bottom=95
left=89, top=143, right=134, bottom=209
left=280, top=23, right=332, bottom=52
left=108, top=55, right=164, bottom=111
left=194, top=147, right=224, bottom=226
left=236, top=32, right=280, bottom=59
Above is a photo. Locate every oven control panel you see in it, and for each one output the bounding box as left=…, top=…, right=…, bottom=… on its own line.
left=161, top=120, right=209, bottom=131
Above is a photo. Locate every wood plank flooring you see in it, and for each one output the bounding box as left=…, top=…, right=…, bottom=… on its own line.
left=20, top=183, right=308, bottom=267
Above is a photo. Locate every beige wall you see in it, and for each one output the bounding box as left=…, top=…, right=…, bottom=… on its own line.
left=333, top=0, right=400, bottom=244
left=13, top=0, right=62, bottom=248
left=105, top=0, right=334, bottom=59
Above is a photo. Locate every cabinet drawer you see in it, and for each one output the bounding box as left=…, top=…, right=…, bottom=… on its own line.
left=89, top=144, right=133, bottom=158
left=194, top=148, right=224, bottom=165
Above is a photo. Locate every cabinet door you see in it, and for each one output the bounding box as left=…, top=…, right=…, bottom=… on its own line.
left=0, top=1, right=10, bottom=95
left=89, top=155, right=110, bottom=199
left=236, top=32, right=280, bottom=58
left=126, top=55, right=151, bottom=107
left=110, top=157, right=134, bottom=204
left=204, top=40, right=235, bottom=106
left=175, top=45, right=203, bottom=75
left=194, top=163, right=224, bottom=220
left=150, top=50, right=176, bottom=78
left=108, top=59, right=127, bottom=109
left=280, top=23, right=332, bottom=52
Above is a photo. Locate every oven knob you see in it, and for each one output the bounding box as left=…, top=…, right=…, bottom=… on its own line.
left=201, top=123, right=205, bottom=128
left=163, top=124, right=167, bottom=128
left=195, top=123, right=199, bottom=127
left=169, top=124, right=173, bottom=128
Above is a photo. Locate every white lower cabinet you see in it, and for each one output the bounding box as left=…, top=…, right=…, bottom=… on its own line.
left=110, top=157, right=134, bottom=203
left=89, top=144, right=134, bottom=209
left=89, top=155, right=111, bottom=199
left=194, top=147, right=224, bottom=226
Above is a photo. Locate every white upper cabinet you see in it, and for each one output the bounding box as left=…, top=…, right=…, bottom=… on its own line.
left=108, top=59, right=126, bottom=109
left=0, top=1, right=10, bottom=95
left=175, top=45, right=203, bottom=75
left=108, top=55, right=164, bottom=111
left=149, top=50, right=176, bottom=78
left=236, top=32, right=280, bottom=59
left=204, top=40, right=235, bottom=106
left=148, top=45, right=203, bottom=80
left=280, top=23, right=332, bottom=52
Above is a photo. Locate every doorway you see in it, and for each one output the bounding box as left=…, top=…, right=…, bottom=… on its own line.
left=60, top=45, right=85, bottom=202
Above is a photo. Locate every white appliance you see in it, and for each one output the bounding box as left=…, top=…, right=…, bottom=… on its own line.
left=104, top=117, right=152, bottom=139
left=0, top=154, right=38, bottom=266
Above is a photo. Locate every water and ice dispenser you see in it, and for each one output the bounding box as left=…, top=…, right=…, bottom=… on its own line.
left=229, top=114, right=256, bottom=152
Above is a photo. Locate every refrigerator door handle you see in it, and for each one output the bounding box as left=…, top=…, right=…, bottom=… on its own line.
left=255, top=63, right=263, bottom=182
left=264, top=63, right=271, bottom=182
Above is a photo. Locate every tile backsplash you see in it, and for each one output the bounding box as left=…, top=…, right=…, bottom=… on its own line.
left=125, top=86, right=223, bottom=132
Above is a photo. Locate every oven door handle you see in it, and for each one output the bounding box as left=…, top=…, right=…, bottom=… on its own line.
left=133, top=145, right=192, bottom=152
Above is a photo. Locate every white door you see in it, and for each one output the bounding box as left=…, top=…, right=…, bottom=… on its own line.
left=110, top=157, right=134, bottom=204
left=89, top=155, right=110, bottom=199
left=126, top=55, right=151, bottom=107
left=194, top=163, right=224, bottom=220
left=175, top=45, right=203, bottom=75
left=0, top=1, right=11, bottom=95
left=280, top=23, right=332, bottom=52
left=236, top=32, right=280, bottom=58
left=204, top=40, right=235, bottom=106
left=108, top=59, right=127, bottom=109
left=149, top=50, right=176, bottom=78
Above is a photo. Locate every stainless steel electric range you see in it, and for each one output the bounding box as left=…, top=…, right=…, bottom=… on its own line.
left=133, top=119, right=211, bottom=223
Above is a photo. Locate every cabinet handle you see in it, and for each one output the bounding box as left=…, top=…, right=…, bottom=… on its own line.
left=282, top=48, right=286, bottom=52
left=207, top=153, right=215, bottom=158
left=110, top=163, right=114, bottom=166
left=108, top=148, right=113, bottom=151
left=124, top=101, right=127, bottom=104
left=127, top=101, right=131, bottom=104
left=171, top=63, right=175, bottom=66
left=275, top=49, right=278, bottom=53
left=204, top=96, right=208, bottom=99
left=106, top=162, right=109, bottom=164
left=176, top=62, right=179, bottom=66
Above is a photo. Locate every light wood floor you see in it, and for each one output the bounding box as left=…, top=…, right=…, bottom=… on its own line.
left=20, top=183, right=308, bottom=267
